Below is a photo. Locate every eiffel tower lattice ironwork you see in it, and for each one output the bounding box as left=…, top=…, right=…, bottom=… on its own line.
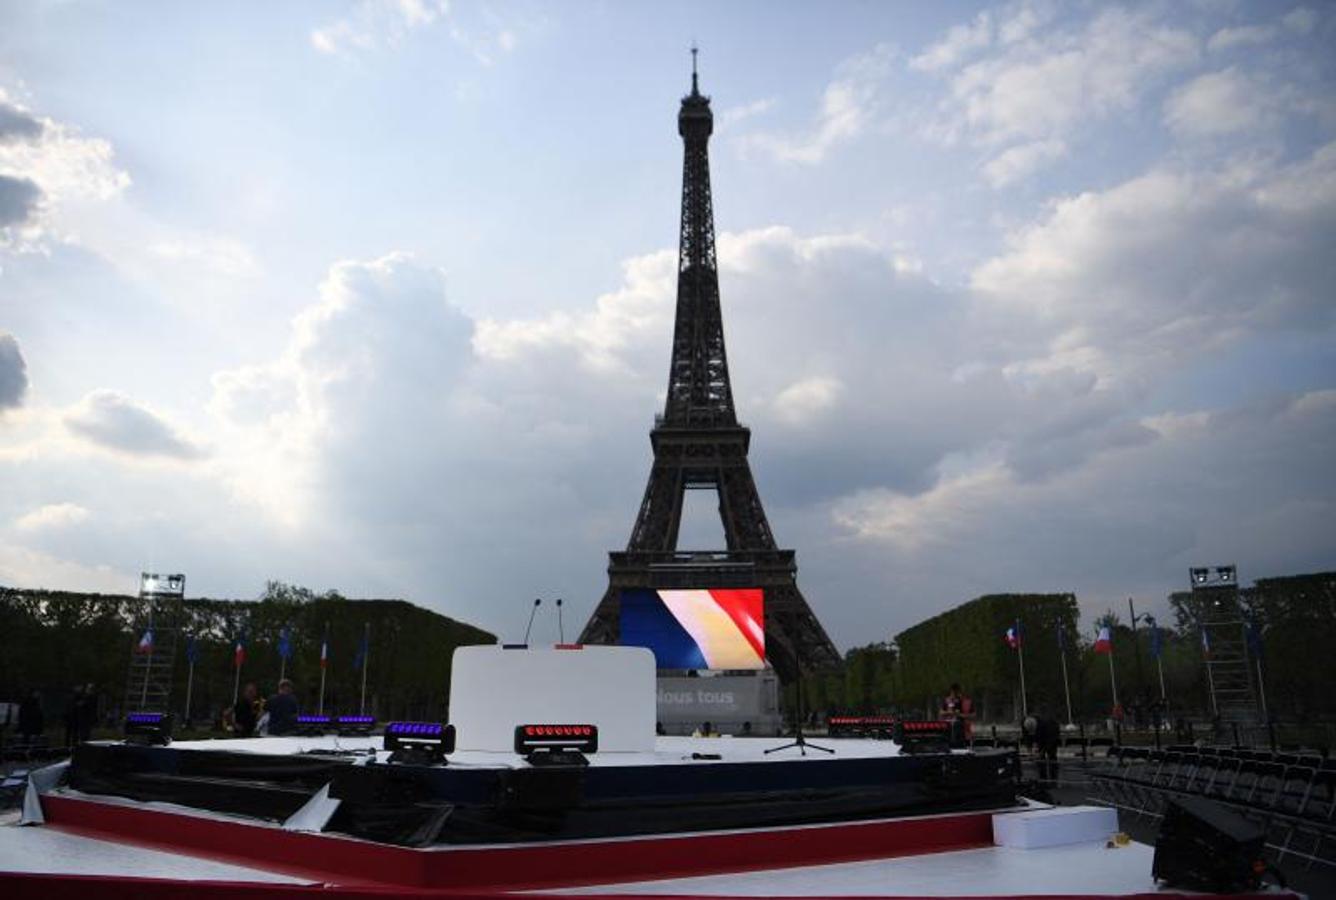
left=123, top=572, right=186, bottom=714
left=578, top=60, right=841, bottom=682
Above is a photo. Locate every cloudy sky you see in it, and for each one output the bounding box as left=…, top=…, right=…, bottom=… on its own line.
left=1, top=0, right=1333, bottom=650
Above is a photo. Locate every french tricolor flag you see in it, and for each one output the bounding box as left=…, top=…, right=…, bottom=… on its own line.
left=320, top=637, right=329, bottom=669
left=234, top=635, right=246, bottom=669
left=135, top=629, right=154, bottom=654
left=1201, top=629, right=1211, bottom=658
left=1094, top=626, right=1113, bottom=655
left=1004, top=624, right=1021, bottom=650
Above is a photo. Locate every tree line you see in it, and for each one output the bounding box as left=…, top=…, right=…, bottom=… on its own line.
left=795, top=573, right=1336, bottom=725
left=0, top=581, right=496, bottom=729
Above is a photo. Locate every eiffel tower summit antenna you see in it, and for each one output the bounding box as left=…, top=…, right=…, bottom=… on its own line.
left=578, top=62, right=840, bottom=683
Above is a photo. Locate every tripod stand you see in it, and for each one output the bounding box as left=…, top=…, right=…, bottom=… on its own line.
left=765, top=661, right=833, bottom=756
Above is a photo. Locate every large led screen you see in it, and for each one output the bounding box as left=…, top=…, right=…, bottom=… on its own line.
left=619, top=588, right=765, bottom=670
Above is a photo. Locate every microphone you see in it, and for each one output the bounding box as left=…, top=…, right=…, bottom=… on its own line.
left=523, top=598, right=542, bottom=644
left=556, top=598, right=564, bottom=643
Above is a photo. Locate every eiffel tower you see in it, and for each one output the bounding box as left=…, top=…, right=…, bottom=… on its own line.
left=579, top=57, right=841, bottom=682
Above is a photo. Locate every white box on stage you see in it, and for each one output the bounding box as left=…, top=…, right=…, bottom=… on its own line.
left=992, top=805, right=1118, bottom=849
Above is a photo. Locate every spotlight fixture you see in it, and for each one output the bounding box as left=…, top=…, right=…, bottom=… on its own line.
left=336, top=715, right=375, bottom=736
left=124, top=711, right=173, bottom=746
left=384, top=721, right=456, bottom=764
left=295, top=714, right=333, bottom=735
left=1189, top=565, right=1238, bottom=588
left=893, top=719, right=951, bottom=754
left=514, top=724, right=598, bottom=765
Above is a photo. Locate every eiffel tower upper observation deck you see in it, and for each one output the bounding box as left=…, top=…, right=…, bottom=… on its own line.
left=578, top=58, right=841, bottom=682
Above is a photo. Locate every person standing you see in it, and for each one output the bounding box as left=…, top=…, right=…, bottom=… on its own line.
left=1034, top=705, right=1061, bottom=784
left=234, top=682, right=260, bottom=737
left=265, top=679, right=299, bottom=736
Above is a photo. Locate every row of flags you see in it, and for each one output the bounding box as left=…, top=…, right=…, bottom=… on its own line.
left=136, top=625, right=370, bottom=670
left=1002, top=619, right=1265, bottom=659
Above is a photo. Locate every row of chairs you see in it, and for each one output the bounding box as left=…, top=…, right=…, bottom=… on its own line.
left=1093, top=744, right=1336, bottom=868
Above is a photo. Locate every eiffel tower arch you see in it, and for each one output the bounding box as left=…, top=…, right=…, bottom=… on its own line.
left=579, top=62, right=840, bottom=683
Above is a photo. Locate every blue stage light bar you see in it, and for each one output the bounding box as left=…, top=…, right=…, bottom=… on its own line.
left=295, top=714, right=332, bottom=735
left=335, top=714, right=375, bottom=735
left=384, top=721, right=456, bottom=761
left=124, top=711, right=173, bottom=745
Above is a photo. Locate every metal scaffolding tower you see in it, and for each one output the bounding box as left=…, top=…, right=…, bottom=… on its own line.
left=123, top=572, right=186, bottom=714
left=1191, top=565, right=1261, bottom=725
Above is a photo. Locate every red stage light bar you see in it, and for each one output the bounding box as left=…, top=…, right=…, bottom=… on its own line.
left=514, top=724, right=599, bottom=755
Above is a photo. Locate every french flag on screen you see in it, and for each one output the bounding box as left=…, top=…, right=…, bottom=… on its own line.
left=135, top=629, right=154, bottom=654
left=620, top=588, right=765, bottom=670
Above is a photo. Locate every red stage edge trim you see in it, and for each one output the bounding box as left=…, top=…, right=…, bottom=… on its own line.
left=0, top=873, right=1303, bottom=900
left=41, top=793, right=998, bottom=890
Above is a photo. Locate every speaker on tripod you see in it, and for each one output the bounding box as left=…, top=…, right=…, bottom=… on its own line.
left=1152, top=795, right=1268, bottom=893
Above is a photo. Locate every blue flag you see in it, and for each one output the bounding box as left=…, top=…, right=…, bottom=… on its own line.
left=1246, top=618, right=1264, bottom=660
left=278, top=627, right=292, bottom=661
left=1150, top=623, right=1162, bottom=660
left=185, top=635, right=199, bottom=664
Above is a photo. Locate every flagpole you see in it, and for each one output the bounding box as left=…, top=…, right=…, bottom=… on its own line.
left=318, top=623, right=328, bottom=716
left=233, top=655, right=242, bottom=705
left=140, top=608, right=153, bottom=708
left=359, top=622, right=370, bottom=716
left=1016, top=620, right=1028, bottom=719
left=1157, top=656, right=1167, bottom=702
left=185, top=658, right=195, bottom=724
left=1255, top=657, right=1267, bottom=721
left=1203, top=627, right=1218, bottom=717
left=1059, top=639, right=1074, bottom=727
left=1107, top=646, right=1119, bottom=709
left=280, top=655, right=286, bottom=684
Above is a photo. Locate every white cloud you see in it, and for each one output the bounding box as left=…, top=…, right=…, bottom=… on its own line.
left=916, top=6, right=1198, bottom=183
left=1282, top=7, right=1319, bottom=34
left=64, top=390, right=204, bottom=460
left=0, top=92, right=129, bottom=203
left=148, top=235, right=260, bottom=278
left=981, top=138, right=1067, bottom=187
left=0, top=542, right=129, bottom=594
left=1164, top=68, right=1277, bottom=138
left=737, top=45, right=893, bottom=164
left=14, top=502, right=90, bottom=532
left=773, top=376, right=844, bottom=426
left=311, top=0, right=448, bottom=55
left=0, top=88, right=130, bottom=248
left=0, top=332, right=27, bottom=410
left=910, top=12, right=992, bottom=72
left=1206, top=24, right=1278, bottom=53
left=972, top=141, right=1336, bottom=385
left=828, top=389, right=1336, bottom=625
left=718, top=98, right=777, bottom=130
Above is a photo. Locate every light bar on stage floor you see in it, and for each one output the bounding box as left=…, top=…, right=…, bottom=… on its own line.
left=125, top=711, right=172, bottom=745
left=384, top=721, right=456, bottom=763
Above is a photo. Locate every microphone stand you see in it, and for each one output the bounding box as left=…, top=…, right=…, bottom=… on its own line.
left=523, top=598, right=542, bottom=644
left=766, top=657, right=833, bottom=757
